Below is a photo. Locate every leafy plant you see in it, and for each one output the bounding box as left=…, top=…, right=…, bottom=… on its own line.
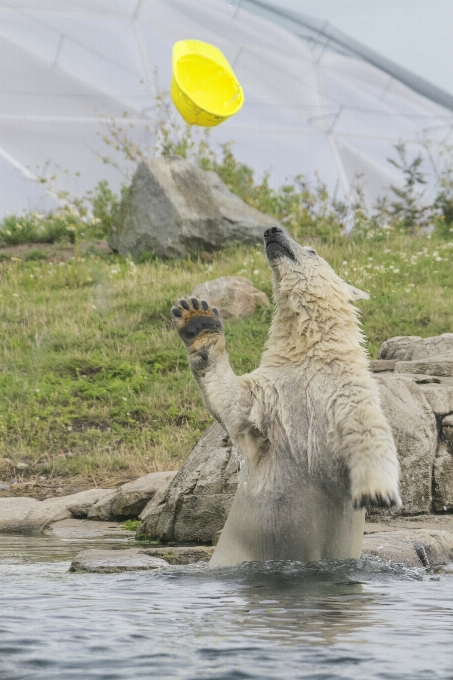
left=123, top=519, right=141, bottom=531
left=387, top=142, right=428, bottom=231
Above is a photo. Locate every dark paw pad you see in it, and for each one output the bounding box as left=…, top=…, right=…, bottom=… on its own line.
left=171, top=297, right=223, bottom=345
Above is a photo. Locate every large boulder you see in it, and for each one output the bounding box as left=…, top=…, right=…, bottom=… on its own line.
left=433, top=443, right=453, bottom=512
left=379, top=333, right=453, bottom=361
left=432, top=415, right=453, bottom=513
left=87, top=490, right=117, bottom=521
left=87, top=472, right=177, bottom=521
left=374, top=374, right=438, bottom=514
left=110, top=471, right=177, bottom=520
left=191, top=276, right=269, bottom=319
left=0, top=497, right=40, bottom=532
left=109, top=156, right=282, bottom=258
left=138, top=423, right=238, bottom=543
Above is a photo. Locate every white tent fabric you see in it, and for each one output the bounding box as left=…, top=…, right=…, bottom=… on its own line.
left=1, top=0, right=453, bottom=216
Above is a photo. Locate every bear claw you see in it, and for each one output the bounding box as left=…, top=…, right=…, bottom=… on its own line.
left=353, top=492, right=401, bottom=510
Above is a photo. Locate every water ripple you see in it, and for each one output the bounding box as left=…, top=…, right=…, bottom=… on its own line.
left=0, top=550, right=452, bottom=679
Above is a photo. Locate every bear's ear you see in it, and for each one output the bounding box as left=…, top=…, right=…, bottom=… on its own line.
left=347, top=284, right=369, bottom=302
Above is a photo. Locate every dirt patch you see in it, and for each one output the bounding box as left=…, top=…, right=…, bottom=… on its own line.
left=0, top=241, right=112, bottom=262
left=0, top=470, right=137, bottom=501
left=70, top=419, right=111, bottom=433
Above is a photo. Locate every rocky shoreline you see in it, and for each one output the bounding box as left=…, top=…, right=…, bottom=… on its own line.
left=1, top=333, right=453, bottom=572
left=2, top=515, right=451, bottom=573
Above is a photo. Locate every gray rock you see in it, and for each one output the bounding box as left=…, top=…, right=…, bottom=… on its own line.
left=111, top=471, right=177, bottom=520
left=140, top=546, right=214, bottom=565
left=70, top=549, right=168, bottom=573
left=433, top=442, right=453, bottom=512
left=415, top=382, right=453, bottom=416
left=139, top=423, right=239, bottom=543
left=0, top=489, right=113, bottom=533
left=378, top=336, right=422, bottom=360
left=0, top=484, right=10, bottom=491
left=395, top=356, right=453, bottom=377
left=87, top=490, right=117, bottom=521
left=45, top=519, right=135, bottom=541
left=191, top=276, right=269, bottom=320
left=212, top=530, right=222, bottom=546
left=173, top=494, right=236, bottom=544
left=66, top=489, right=114, bottom=519
left=0, top=497, right=40, bottom=532
left=374, top=374, right=438, bottom=514
left=442, top=426, right=453, bottom=443
left=369, top=360, right=396, bottom=373
left=379, top=333, right=453, bottom=361
left=108, top=156, right=281, bottom=259
left=362, top=529, right=453, bottom=567
left=442, top=413, right=453, bottom=427
left=364, top=514, right=453, bottom=535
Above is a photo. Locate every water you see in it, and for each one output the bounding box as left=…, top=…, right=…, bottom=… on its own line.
left=1, top=536, right=453, bottom=680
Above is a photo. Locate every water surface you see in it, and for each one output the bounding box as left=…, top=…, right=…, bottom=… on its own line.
left=0, top=536, right=452, bottom=680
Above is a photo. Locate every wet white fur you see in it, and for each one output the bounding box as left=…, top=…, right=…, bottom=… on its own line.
left=184, top=235, right=401, bottom=568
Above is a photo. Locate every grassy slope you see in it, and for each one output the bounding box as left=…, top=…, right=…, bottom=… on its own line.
left=0, top=230, right=452, bottom=493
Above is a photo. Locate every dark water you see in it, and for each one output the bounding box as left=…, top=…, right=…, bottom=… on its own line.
left=1, top=538, right=453, bottom=680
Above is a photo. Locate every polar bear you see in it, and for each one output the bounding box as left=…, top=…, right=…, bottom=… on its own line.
left=172, top=227, right=401, bottom=567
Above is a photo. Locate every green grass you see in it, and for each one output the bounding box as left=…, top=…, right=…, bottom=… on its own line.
left=0, top=229, right=452, bottom=491
left=122, top=519, right=141, bottom=531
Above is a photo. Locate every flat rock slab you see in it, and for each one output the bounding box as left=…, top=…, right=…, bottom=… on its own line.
left=395, top=356, right=453, bottom=377
left=141, top=546, right=214, bottom=565
left=362, top=529, right=453, bottom=567
left=70, top=549, right=169, bottom=573
left=45, top=519, right=136, bottom=540
left=0, top=489, right=114, bottom=533
left=369, top=360, right=397, bottom=373
left=365, top=515, right=453, bottom=535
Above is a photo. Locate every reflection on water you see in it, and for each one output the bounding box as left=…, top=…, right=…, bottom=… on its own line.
left=0, top=539, right=452, bottom=680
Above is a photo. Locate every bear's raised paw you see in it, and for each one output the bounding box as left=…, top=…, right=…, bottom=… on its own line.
left=171, top=297, right=223, bottom=347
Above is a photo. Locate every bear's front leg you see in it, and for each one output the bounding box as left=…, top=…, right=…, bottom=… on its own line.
left=171, top=297, right=252, bottom=438
left=332, top=390, right=402, bottom=510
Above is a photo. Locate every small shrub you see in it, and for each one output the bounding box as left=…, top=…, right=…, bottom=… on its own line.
left=387, top=142, right=428, bottom=232
left=123, top=519, right=141, bottom=531
left=25, top=250, right=48, bottom=261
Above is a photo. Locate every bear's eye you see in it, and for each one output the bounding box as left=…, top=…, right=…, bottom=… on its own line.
left=306, top=248, right=317, bottom=256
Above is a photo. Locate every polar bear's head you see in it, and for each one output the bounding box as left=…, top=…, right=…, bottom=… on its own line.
left=263, top=227, right=369, bottom=361
left=264, top=226, right=368, bottom=303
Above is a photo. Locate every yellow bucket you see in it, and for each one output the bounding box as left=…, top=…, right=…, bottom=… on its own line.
left=171, top=40, right=244, bottom=127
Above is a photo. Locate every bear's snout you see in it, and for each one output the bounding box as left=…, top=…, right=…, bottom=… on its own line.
left=263, top=226, right=283, bottom=239
left=264, top=227, right=296, bottom=262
